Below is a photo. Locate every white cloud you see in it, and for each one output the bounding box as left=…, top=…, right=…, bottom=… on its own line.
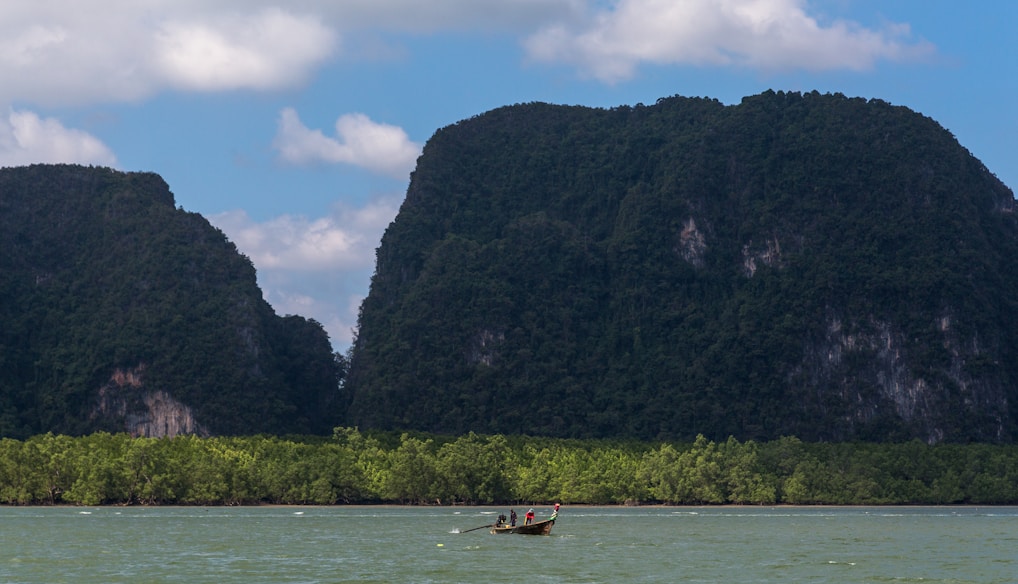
left=0, top=1, right=934, bottom=104
left=0, top=109, right=117, bottom=167
left=524, top=0, right=935, bottom=82
left=153, top=8, right=336, bottom=92
left=0, top=4, right=337, bottom=106
left=211, top=197, right=399, bottom=271
left=273, top=107, right=422, bottom=179
left=209, top=196, right=401, bottom=350
left=0, top=1, right=586, bottom=108
left=262, top=286, right=363, bottom=350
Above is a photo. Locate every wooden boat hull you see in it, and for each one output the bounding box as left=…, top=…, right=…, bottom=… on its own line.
left=490, top=518, right=554, bottom=535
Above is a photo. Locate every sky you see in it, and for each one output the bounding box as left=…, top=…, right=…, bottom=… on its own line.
left=2, top=0, right=1015, bottom=352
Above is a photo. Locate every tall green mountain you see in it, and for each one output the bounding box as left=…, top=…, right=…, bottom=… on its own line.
left=0, top=165, right=341, bottom=438
left=346, top=90, right=1018, bottom=443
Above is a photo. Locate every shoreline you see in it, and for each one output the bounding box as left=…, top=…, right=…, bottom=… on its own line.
left=4, top=502, right=1017, bottom=509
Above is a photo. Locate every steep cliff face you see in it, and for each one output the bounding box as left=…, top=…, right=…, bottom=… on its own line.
left=347, top=91, right=1018, bottom=443
left=93, top=365, right=208, bottom=437
left=794, top=313, right=1009, bottom=443
left=0, top=165, right=341, bottom=438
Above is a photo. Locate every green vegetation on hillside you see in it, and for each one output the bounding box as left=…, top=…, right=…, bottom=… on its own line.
left=347, top=91, right=1018, bottom=443
left=0, top=165, right=342, bottom=437
left=2, top=430, right=1017, bottom=505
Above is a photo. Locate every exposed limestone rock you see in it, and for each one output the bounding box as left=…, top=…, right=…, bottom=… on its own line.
left=677, top=217, right=707, bottom=267
left=93, top=365, right=208, bottom=438
left=467, top=329, right=505, bottom=366
left=131, top=390, right=207, bottom=438
left=796, top=313, right=1008, bottom=443
left=741, top=236, right=783, bottom=277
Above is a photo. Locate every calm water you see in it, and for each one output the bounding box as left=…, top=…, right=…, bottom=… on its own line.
left=1, top=506, right=1016, bottom=583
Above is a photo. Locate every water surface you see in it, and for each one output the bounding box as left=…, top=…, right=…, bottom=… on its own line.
left=1, top=506, right=1015, bottom=583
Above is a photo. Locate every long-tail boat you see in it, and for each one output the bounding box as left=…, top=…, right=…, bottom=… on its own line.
left=490, top=517, right=555, bottom=535
left=490, top=505, right=559, bottom=535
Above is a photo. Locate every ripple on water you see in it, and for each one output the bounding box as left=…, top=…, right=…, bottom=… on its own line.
left=0, top=506, right=1016, bottom=583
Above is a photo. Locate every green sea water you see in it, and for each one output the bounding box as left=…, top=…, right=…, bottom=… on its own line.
left=1, top=506, right=1015, bottom=583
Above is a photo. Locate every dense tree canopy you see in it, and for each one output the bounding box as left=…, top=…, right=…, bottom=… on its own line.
left=0, top=165, right=342, bottom=438
left=348, top=91, right=1018, bottom=443
left=2, top=430, right=1017, bottom=506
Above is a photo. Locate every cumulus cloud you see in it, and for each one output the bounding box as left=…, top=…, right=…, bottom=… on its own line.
left=0, top=4, right=337, bottom=106
left=0, top=1, right=935, bottom=103
left=273, top=107, right=422, bottom=179
left=209, top=196, right=401, bottom=349
left=211, top=197, right=399, bottom=271
left=0, top=1, right=588, bottom=107
left=0, top=109, right=117, bottom=167
left=153, top=9, right=336, bottom=92
left=524, top=0, right=935, bottom=82
left=260, top=285, right=363, bottom=349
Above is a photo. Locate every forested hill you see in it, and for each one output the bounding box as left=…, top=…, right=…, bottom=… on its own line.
left=346, top=90, right=1018, bottom=444
left=0, top=165, right=341, bottom=438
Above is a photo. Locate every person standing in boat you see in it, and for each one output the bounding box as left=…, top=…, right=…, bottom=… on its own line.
left=525, top=508, right=535, bottom=525
left=550, top=503, right=560, bottom=520
left=509, top=508, right=517, bottom=527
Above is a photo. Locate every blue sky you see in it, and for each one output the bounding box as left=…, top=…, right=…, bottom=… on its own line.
left=3, top=1, right=1015, bottom=351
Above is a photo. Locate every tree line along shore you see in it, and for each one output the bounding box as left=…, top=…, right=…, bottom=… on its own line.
left=2, top=429, right=1016, bottom=506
